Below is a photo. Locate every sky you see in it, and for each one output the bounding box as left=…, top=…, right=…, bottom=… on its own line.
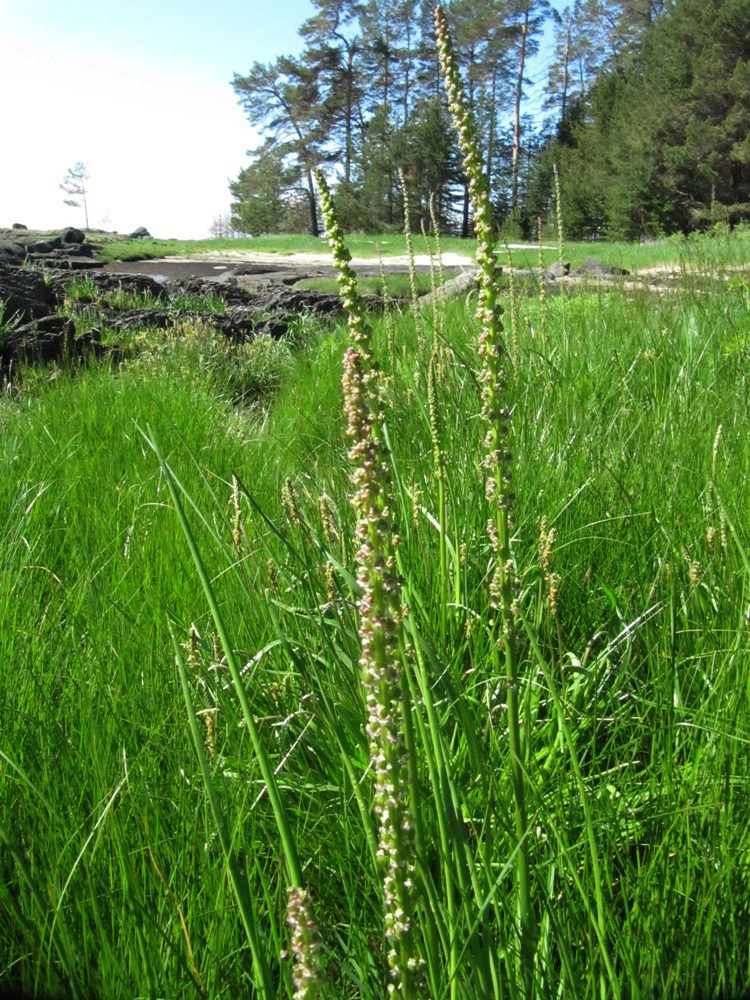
left=0, top=0, right=565, bottom=239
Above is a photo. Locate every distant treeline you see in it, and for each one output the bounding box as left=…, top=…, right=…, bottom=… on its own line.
left=229, top=0, right=750, bottom=240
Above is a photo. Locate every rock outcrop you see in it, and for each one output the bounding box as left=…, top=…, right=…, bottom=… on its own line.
left=0, top=262, right=58, bottom=320
left=0, top=227, right=101, bottom=270
left=573, top=258, right=629, bottom=277
left=1, top=257, right=377, bottom=374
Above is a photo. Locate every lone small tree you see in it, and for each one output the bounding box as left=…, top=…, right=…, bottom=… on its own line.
left=60, top=162, right=90, bottom=229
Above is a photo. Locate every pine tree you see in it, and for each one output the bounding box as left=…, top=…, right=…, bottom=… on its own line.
left=232, top=57, right=328, bottom=234
left=507, top=0, right=552, bottom=215
left=300, top=0, right=364, bottom=184
left=60, top=162, right=90, bottom=230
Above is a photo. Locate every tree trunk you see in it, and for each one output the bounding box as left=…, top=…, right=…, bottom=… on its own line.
left=561, top=16, right=570, bottom=120
left=345, top=50, right=354, bottom=184
left=486, top=66, right=498, bottom=196
left=511, top=9, right=529, bottom=215
left=306, top=169, right=319, bottom=235
left=461, top=182, right=470, bottom=238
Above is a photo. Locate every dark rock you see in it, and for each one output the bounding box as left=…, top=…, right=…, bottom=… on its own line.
left=104, top=308, right=173, bottom=332
left=26, top=240, right=55, bottom=254
left=0, top=261, right=57, bottom=320
left=255, top=317, right=292, bottom=338
left=128, top=227, right=152, bottom=239
left=102, top=307, right=256, bottom=339
left=166, top=276, right=252, bottom=306
left=545, top=260, right=571, bottom=282
left=31, top=255, right=102, bottom=271
left=0, top=315, right=78, bottom=367
left=53, top=242, right=94, bottom=258
left=245, top=285, right=346, bottom=319
left=100, top=287, right=355, bottom=340
left=11, top=222, right=28, bottom=230
left=103, top=307, right=258, bottom=339
left=60, top=226, right=86, bottom=245
left=2, top=266, right=377, bottom=373
left=66, top=242, right=95, bottom=257
left=209, top=310, right=258, bottom=340
left=0, top=241, right=26, bottom=264
left=28, top=243, right=94, bottom=260
left=224, top=263, right=278, bottom=277
left=90, top=271, right=168, bottom=300
left=574, top=258, right=629, bottom=277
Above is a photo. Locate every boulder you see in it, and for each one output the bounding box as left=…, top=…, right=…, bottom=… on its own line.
left=574, top=258, right=629, bottom=277
left=545, top=260, right=571, bottom=282
left=245, top=285, right=347, bottom=319
left=0, top=262, right=57, bottom=320
left=213, top=310, right=259, bottom=340
left=167, top=276, right=253, bottom=307
left=0, top=241, right=27, bottom=265
left=419, top=268, right=480, bottom=305
left=32, top=254, right=102, bottom=271
left=0, top=315, right=77, bottom=367
left=59, top=227, right=86, bottom=245
left=128, top=227, right=152, bottom=239
left=105, top=308, right=171, bottom=331
left=102, top=307, right=258, bottom=339
left=89, top=271, right=168, bottom=299
left=224, top=264, right=278, bottom=278
left=26, top=240, right=56, bottom=254
left=11, top=223, right=28, bottom=230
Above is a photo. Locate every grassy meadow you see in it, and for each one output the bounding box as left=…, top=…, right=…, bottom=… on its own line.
left=93, top=223, right=750, bottom=274
left=1, top=230, right=750, bottom=999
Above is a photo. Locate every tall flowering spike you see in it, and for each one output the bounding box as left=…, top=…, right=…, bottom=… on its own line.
left=399, top=168, right=421, bottom=323
left=286, top=887, right=324, bottom=1000
left=315, top=170, right=368, bottom=350
left=429, top=192, right=447, bottom=310
left=435, top=6, right=536, bottom=988
left=427, top=352, right=443, bottom=485
left=433, top=5, right=503, bottom=339
left=434, top=3, right=517, bottom=632
left=315, top=169, right=422, bottom=997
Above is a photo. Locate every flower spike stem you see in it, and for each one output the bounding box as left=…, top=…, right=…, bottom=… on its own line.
left=315, top=168, right=422, bottom=998
left=434, top=6, right=536, bottom=994
left=399, top=168, right=421, bottom=325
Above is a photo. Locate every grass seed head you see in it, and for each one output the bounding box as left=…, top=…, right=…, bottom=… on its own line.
left=286, top=886, right=324, bottom=1000
left=316, top=170, right=421, bottom=994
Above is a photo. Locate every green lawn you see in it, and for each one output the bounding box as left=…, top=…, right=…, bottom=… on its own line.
left=1, top=239, right=749, bottom=998
left=94, top=223, right=750, bottom=274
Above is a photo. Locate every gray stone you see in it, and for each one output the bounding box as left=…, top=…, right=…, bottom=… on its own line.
left=419, top=268, right=480, bottom=305
left=574, top=258, right=629, bottom=277
left=128, top=226, right=152, bottom=239
left=545, top=260, right=571, bottom=282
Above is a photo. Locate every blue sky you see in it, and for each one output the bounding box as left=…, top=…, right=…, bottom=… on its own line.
left=0, top=0, right=565, bottom=238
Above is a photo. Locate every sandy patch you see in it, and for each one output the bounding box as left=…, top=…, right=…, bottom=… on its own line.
left=161, top=244, right=554, bottom=270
